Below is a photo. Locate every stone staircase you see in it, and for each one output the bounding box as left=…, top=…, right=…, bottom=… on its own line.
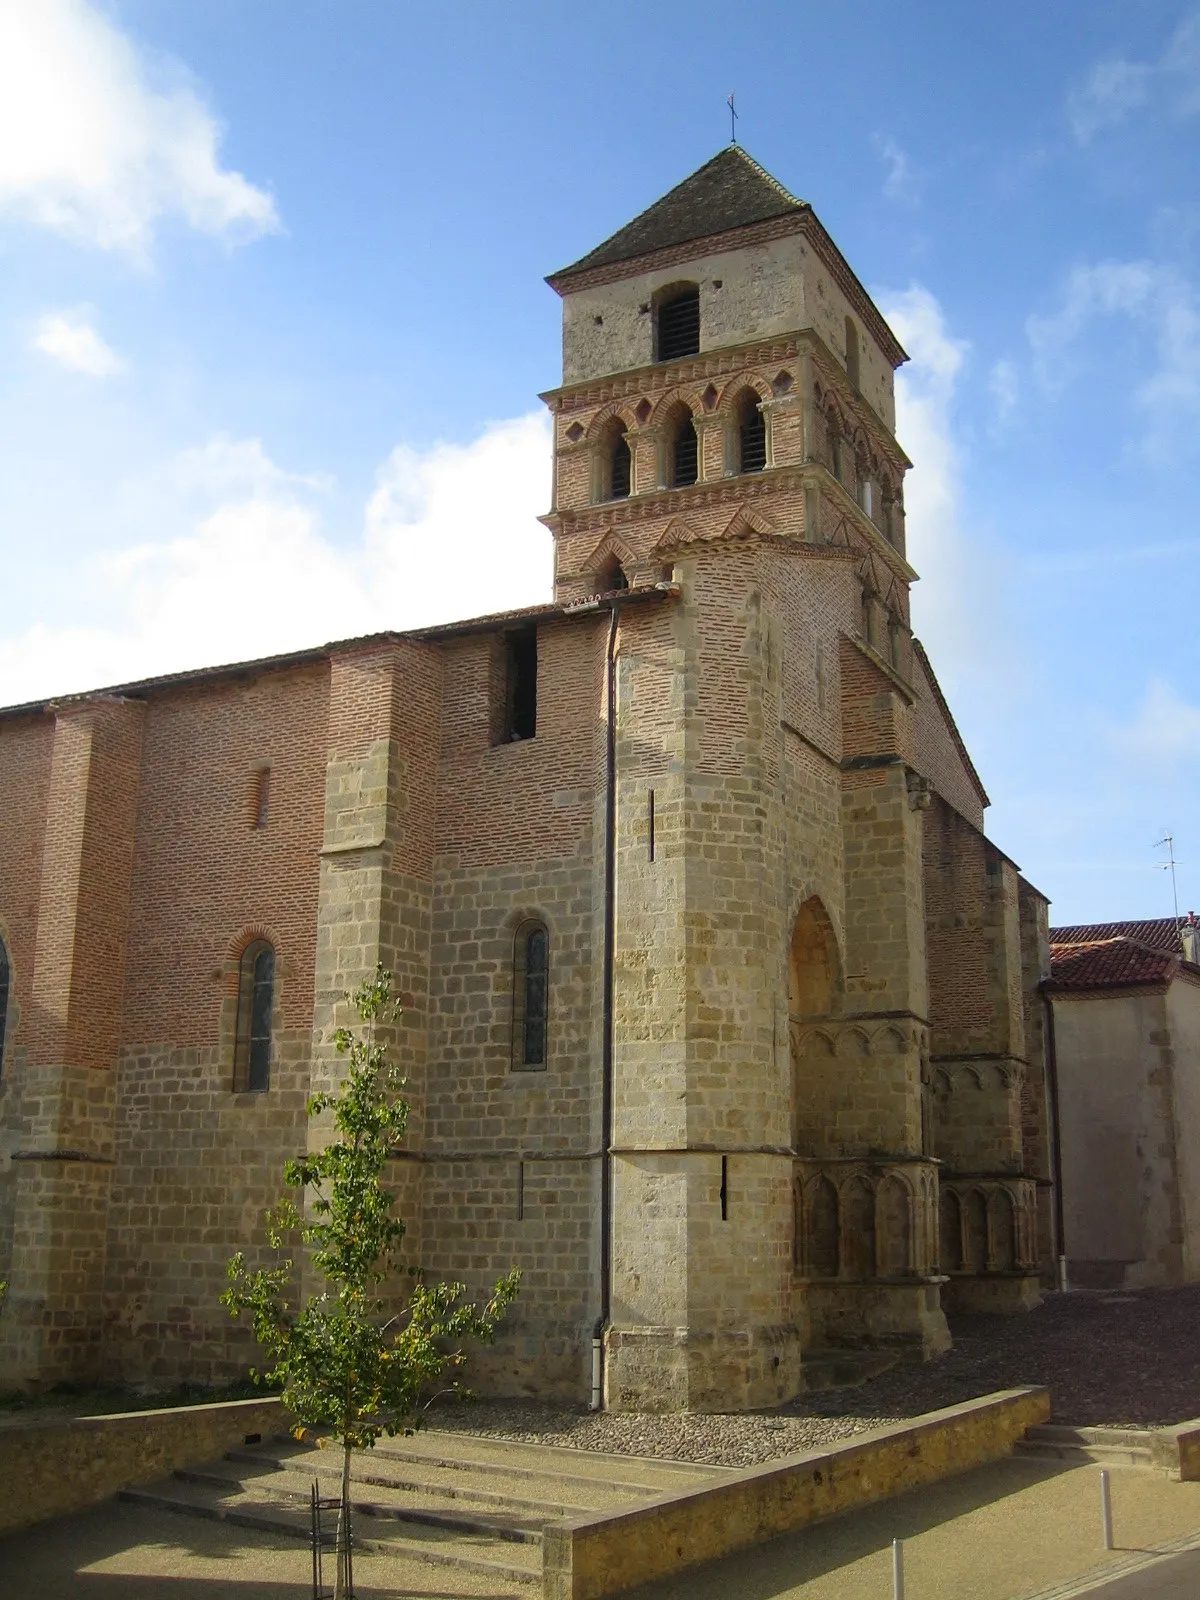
left=120, top=1426, right=732, bottom=1589
left=1015, top=1423, right=1155, bottom=1470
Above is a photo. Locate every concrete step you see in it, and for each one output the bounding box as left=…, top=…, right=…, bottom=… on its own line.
left=119, top=1475, right=540, bottom=1586
left=802, top=1348, right=901, bottom=1390
left=181, top=1457, right=547, bottom=1543
left=224, top=1441, right=597, bottom=1518
left=1016, top=1424, right=1155, bottom=1469
left=364, top=1429, right=728, bottom=1498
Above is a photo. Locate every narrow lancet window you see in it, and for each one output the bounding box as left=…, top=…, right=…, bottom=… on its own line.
left=503, top=626, right=537, bottom=741
left=655, top=285, right=700, bottom=361
left=845, top=316, right=860, bottom=390
left=738, top=394, right=767, bottom=473
left=234, top=939, right=274, bottom=1092
left=672, top=413, right=699, bottom=486
left=512, top=920, right=549, bottom=1070
left=609, top=425, right=631, bottom=500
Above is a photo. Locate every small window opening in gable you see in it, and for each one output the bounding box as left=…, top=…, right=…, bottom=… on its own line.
left=251, top=766, right=271, bottom=829
left=845, top=317, right=860, bottom=390
left=502, top=626, right=538, bottom=742
left=737, top=392, right=767, bottom=474
left=655, top=285, right=700, bottom=362
left=608, top=424, right=631, bottom=500
left=512, top=920, right=549, bottom=1070
left=0, top=936, right=10, bottom=1075
left=672, top=412, right=698, bottom=487
left=233, top=939, right=274, bottom=1093
left=598, top=555, right=630, bottom=594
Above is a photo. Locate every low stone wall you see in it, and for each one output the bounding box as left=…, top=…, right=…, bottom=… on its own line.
left=1151, top=1419, right=1200, bottom=1480
left=0, top=1396, right=285, bottom=1536
left=542, top=1387, right=1050, bottom=1600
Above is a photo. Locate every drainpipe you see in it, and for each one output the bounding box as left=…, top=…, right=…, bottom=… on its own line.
left=1042, top=991, right=1067, bottom=1291
left=592, top=601, right=620, bottom=1410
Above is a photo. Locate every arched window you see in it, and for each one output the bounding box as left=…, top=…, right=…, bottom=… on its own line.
left=234, top=939, right=274, bottom=1092
left=671, top=411, right=699, bottom=487
left=512, top=920, right=549, bottom=1070
left=598, top=555, right=629, bottom=593
left=608, top=424, right=631, bottom=500
left=0, top=937, right=10, bottom=1074
left=737, top=392, right=767, bottom=474
left=845, top=316, right=860, bottom=390
left=655, top=285, right=700, bottom=362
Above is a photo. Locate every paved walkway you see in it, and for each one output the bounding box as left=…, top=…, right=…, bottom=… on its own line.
left=4, top=1456, right=1200, bottom=1598
left=624, top=1459, right=1200, bottom=1600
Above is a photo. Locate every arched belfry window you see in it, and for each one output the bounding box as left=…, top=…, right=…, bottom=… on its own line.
left=672, top=411, right=699, bottom=487
left=608, top=424, right=631, bottom=500
left=512, top=920, right=549, bottom=1071
left=0, top=937, right=10, bottom=1074
left=655, top=285, right=700, bottom=362
left=234, top=939, right=275, bottom=1092
left=737, top=392, right=767, bottom=474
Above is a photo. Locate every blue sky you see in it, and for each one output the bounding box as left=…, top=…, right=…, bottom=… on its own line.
left=1, top=1, right=1198, bottom=926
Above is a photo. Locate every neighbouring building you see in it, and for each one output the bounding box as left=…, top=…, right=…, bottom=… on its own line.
left=1048, top=915, right=1200, bottom=1290
left=0, top=148, right=1054, bottom=1410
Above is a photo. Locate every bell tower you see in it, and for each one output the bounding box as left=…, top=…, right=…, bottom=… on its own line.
left=542, top=148, right=949, bottom=1410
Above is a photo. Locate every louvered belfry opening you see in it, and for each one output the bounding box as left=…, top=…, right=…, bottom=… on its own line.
left=672, top=412, right=699, bottom=486
left=655, top=286, right=700, bottom=362
left=609, top=425, right=631, bottom=499
left=738, top=393, right=767, bottom=473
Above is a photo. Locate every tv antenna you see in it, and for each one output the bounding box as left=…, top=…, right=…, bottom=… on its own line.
left=727, top=92, right=738, bottom=144
left=1156, top=832, right=1182, bottom=929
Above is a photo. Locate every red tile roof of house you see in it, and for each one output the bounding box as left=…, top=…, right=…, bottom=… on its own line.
left=1049, top=916, right=1184, bottom=952
left=1047, top=937, right=1181, bottom=991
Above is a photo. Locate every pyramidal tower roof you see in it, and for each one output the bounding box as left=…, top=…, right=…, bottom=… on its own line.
left=551, top=146, right=809, bottom=282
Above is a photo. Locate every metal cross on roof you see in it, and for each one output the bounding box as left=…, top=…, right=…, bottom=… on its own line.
left=727, top=92, right=738, bottom=144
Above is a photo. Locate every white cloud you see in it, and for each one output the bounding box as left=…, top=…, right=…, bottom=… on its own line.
left=1069, top=13, right=1200, bottom=142
left=1112, top=679, right=1200, bottom=765
left=875, top=135, right=917, bottom=204
left=1068, top=57, right=1152, bottom=142
left=1027, top=260, right=1200, bottom=453
left=876, top=286, right=1008, bottom=688
left=0, top=0, right=278, bottom=255
left=33, top=309, right=124, bottom=375
left=0, top=415, right=553, bottom=706
left=988, top=357, right=1019, bottom=428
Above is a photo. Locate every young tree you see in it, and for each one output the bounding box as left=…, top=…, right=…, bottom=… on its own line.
left=223, top=966, right=519, bottom=1599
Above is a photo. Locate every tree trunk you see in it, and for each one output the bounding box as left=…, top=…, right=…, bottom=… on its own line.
left=334, top=1441, right=352, bottom=1599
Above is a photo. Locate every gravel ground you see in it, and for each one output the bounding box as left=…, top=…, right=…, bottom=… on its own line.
left=425, top=1286, right=1200, bottom=1466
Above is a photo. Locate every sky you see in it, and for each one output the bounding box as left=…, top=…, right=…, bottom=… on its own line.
left=0, top=0, right=1197, bottom=927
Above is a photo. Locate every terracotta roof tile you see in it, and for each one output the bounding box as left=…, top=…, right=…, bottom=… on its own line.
left=1047, top=937, right=1179, bottom=990
left=1049, top=916, right=1184, bottom=952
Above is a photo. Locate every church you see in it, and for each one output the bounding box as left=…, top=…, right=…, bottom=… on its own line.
left=0, top=148, right=1054, bottom=1410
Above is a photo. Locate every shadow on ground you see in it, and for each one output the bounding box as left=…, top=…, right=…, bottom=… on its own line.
left=785, top=1287, right=1200, bottom=1428
left=0, top=1498, right=514, bottom=1600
